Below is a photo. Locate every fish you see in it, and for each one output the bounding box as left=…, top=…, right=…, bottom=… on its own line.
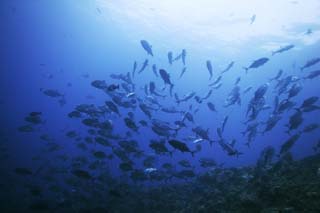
left=280, top=134, right=301, bottom=155
left=140, top=40, right=153, bottom=56
left=42, top=89, right=63, bottom=98
left=224, top=86, right=241, bottom=107
left=174, top=52, right=182, bottom=61
left=168, top=52, right=173, bottom=65
left=192, top=138, right=205, bottom=144
left=152, top=64, right=158, bottom=77
left=287, top=83, right=302, bottom=99
left=303, top=70, right=320, bottom=79
left=182, top=112, right=194, bottom=123
left=301, top=123, right=319, bottom=134
left=178, top=160, right=192, bottom=168
left=72, top=169, right=92, bottom=179
left=144, top=167, right=157, bottom=173
left=119, top=162, right=134, bottom=171
left=207, top=102, right=217, bottom=112
left=263, top=114, right=281, bottom=134
left=105, top=101, right=120, bottom=116
left=91, top=80, right=108, bottom=89
left=199, top=158, right=216, bottom=168
left=149, top=140, right=171, bottom=155
left=138, top=59, right=149, bottom=74
left=124, top=117, right=139, bottom=132
left=250, top=14, right=256, bottom=24
left=300, top=96, right=318, bottom=108
left=286, top=109, right=303, bottom=133
left=132, top=61, right=137, bottom=77
left=243, top=57, right=269, bottom=73
left=179, top=67, right=187, bottom=79
left=168, top=139, right=195, bottom=156
left=300, top=58, right=320, bottom=71
left=217, top=139, right=242, bottom=157
left=221, top=61, right=234, bottom=74
left=206, top=60, right=213, bottom=80
left=182, top=49, right=186, bottom=65
left=305, top=28, right=312, bottom=35
left=234, top=77, right=241, bottom=85
left=209, top=76, right=222, bottom=86
left=175, top=92, right=196, bottom=104
left=269, top=69, right=283, bottom=81
left=107, top=84, right=120, bottom=92
left=243, top=86, right=252, bottom=94
left=159, top=69, right=173, bottom=86
left=159, top=69, right=174, bottom=96
left=15, top=167, right=33, bottom=175
left=149, top=81, right=165, bottom=97
left=221, top=116, right=229, bottom=132
left=272, top=44, right=294, bottom=56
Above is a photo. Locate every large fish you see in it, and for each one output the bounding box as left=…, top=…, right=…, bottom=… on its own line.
left=140, top=40, right=153, bottom=56
left=243, top=57, right=269, bottom=73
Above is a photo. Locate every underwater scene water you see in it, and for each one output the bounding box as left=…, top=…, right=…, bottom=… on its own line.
left=1, top=0, right=320, bottom=212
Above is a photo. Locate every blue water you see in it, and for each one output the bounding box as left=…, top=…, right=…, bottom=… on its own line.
left=1, top=0, right=320, bottom=211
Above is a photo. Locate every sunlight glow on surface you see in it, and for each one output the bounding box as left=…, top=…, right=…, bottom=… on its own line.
left=97, top=0, right=320, bottom=52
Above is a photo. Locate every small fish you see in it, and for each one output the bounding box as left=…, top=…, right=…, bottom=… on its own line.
left=152, top=64, right=158, bottom=77
left=272, top=44, right=294, bottom=56
left=303, top=70, right=320, bottom=79
left=207, top=102, right=217, bottom=112
left=269, top=69, right=283, bottom=81
left=182, top=49, right=186, bottom=65
left=221, top=116, right=229, bottom=132
left=132, top=61, right=137, bottom=77
left=107, top=84, right=120, bottom=92
left=206, top=60, right=213, bottom=80
left=221, top=61, right=234, bottom=74
left=234, top=77, right=241, bottom=85
left=243, top=86, right=252, bottom=94
left=300, top=58, right=320, bottom=71
left=168, top=52, right=173, bottom=65
left=72, top=169, right=92, bottom=179
left=168, top=139, right=195, bottom=156
left=140, top=40, right=153, bottom=56
left=305, top=28, right=312, bottom=35
left=280, top=134, right=300, bottom=155
left=179, top=67, right=187, bottom=79
left=138, top=59, right=149, bottom=74
left=250, top=14, right=256, bottom=24
left=243, top=57, right=269, bottom=73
